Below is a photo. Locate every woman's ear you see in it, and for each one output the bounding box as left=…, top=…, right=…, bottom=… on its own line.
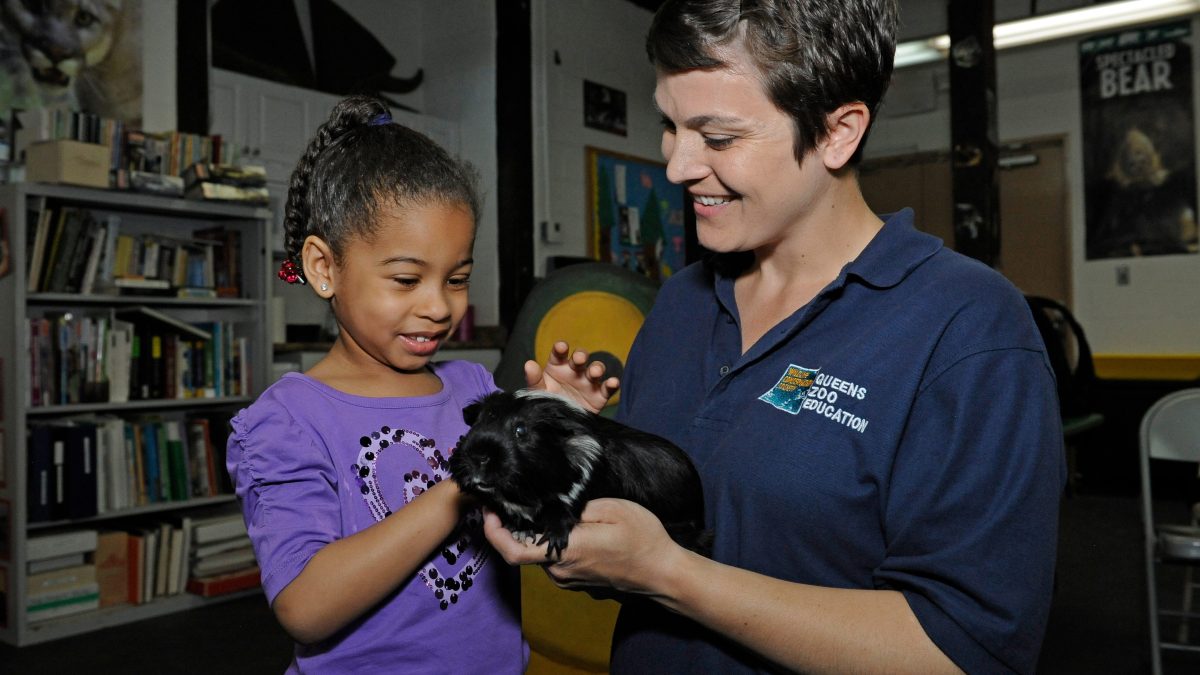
left=301, top=235, right=336, bottom=299
left=820, top=102, right=871, bottom=171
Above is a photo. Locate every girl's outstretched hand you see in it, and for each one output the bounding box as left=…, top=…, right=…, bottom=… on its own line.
left=524, top=341, right=620, bottom=413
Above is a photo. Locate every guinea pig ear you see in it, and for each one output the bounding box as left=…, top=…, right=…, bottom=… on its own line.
left=463, top=402, right=482, bottom=426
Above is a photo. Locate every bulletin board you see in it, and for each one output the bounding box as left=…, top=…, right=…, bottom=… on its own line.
left=586, top=146, right=686, bottom=282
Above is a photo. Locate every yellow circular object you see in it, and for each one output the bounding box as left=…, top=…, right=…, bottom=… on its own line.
left=533, top=291, right=645, bottom=406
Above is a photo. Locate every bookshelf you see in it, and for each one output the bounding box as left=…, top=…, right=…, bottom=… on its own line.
left=0, top=183, right=272, bottom=646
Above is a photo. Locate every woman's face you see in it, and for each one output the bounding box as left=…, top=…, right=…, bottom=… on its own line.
left=655, top=50, right=831, bottom=254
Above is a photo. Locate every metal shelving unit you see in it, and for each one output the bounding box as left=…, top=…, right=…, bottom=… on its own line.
left=0, top=182, right=273, bottom=646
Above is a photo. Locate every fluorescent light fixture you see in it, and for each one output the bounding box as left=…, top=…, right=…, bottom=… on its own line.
left=894, top=0, right=1200, bottom=68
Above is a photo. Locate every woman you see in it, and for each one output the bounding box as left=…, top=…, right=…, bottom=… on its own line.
left=490, top=1, right=1064, bottom=672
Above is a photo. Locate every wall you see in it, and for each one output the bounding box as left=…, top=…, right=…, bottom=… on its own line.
left=532, top=0, right=662, bottom=277
left=141, top=1, right=176, bottom=131
left=420, top=2, right=500, bottom=326
left=870, top=13, right=1200, bottom=356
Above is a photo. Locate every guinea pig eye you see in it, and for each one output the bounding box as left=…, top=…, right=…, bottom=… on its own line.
left=513, top=423, right=527, bottom=439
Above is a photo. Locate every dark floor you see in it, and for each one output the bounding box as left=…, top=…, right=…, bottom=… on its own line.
left=2, top=491, right=1200, bottom=674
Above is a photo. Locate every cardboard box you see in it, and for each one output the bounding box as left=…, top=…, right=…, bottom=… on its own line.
left=25, top=140, right=111, bottom=189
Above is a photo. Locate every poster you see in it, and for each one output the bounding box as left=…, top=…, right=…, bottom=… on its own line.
left=1080, top=22, right=1199, bottom=260
left=587, top=147, right=686, bottom=281
left=584, top=80, right=627, bottom=136
left=0, top=1, right=144, bottom=124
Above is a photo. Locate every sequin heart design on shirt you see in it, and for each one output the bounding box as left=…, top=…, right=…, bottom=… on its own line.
left=353, top=425, right=489, bottom=610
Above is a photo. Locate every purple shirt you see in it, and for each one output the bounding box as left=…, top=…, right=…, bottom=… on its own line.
left=228, top=362, right=527, bottom=674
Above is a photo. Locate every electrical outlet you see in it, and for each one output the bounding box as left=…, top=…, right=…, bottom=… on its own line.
left=541, top=220, right=563, bottom=244
left=1116, top=265, right=1130, bottom=286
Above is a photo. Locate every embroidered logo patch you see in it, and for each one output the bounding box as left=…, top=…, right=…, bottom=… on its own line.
left=760, top=366, right=872, bottom=433
left=758, top=364, right=820, bottom=414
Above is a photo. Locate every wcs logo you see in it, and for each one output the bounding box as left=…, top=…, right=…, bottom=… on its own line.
left=758, top=364, right=819, bottom=415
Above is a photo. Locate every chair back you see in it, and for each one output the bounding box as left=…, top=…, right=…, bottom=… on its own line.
left=1140, top=388, right=1200, bottom=463
left=1139, top=388, right=1200, bottom=674
left=1025, top=295, right=1096, bottom=418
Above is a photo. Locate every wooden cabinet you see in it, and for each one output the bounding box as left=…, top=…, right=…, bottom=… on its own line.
left=0, top=183, right=272, bottom=645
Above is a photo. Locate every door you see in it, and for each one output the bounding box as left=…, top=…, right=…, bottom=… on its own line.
left=859, top=136, right=1071, bottom=305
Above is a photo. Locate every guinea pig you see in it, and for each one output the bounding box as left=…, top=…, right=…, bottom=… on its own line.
left=449, top=389, right=710, bottom=560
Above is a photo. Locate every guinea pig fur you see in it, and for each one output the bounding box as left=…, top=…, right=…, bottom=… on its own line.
left=449, top=389, right=709, bottom=560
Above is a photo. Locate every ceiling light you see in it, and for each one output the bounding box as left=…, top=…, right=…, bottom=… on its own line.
left=894, top=0, right=1200, bottom=68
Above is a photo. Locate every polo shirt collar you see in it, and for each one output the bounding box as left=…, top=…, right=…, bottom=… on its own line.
left=709, top=208, right=943, bottom=366
left=844, top=208, right=942, bottom=289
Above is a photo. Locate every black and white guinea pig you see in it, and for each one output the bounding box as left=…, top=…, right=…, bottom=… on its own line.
left=449, top=389, right=710, bottom=560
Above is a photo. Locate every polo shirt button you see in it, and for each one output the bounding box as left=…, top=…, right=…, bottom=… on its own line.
left=719, top=365, right=730, bottom=376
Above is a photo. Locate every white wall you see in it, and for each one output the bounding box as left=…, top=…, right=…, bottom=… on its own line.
left=532, top=0, right=662, bottom=277
left=420, top=2, right=499, bottom=326
left=141, top=1, right=176, bottom=131
left=871, top=15, right=1200, bottom=356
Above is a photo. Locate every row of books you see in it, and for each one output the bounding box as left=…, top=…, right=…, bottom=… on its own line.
left=25, top=515, right=258, bottom=623
left=27, top=310, right=250, bottom=408
left=26, top=413, right=233, bottom=523
left=8, top=108, right=127, bottom=176
left=24, top=200, right=244, bottom=297
left=183, top=163, right=269, bottom=205
left=10, top=109, right=226, bottom=191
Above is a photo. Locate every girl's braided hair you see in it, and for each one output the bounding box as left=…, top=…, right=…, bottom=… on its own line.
left=279, top=95, right=481, bottom=284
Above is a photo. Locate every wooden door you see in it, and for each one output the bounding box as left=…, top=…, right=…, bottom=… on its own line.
left=859, top=136, right=1071, bottom=305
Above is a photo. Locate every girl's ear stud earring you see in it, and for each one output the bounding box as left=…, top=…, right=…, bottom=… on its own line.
left=321, top=283, right=329, bottom=292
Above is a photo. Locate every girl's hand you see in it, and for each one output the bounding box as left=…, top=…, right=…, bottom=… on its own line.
left=482, top=498, right=683, bottom=597
left=524, top=341, right=620, bottom=414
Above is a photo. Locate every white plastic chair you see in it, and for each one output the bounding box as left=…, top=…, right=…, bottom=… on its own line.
left=1140, top=388, right=1200, bottom=674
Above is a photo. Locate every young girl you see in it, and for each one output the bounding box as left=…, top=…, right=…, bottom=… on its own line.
left=227, top=95, right=617, bottom=673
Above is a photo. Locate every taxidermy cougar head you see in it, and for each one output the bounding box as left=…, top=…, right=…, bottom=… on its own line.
left=1, top=0, right=122, bottom=102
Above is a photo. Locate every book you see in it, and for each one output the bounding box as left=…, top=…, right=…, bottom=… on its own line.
left=28, top=529, right=98, bottom=561
left=27, top=564, right=96, bottom=597
left=27, top=425, right=56, bottom=522
left=79, top=216, right=108, bottom=294
left=26, top=201, right=54, bottom=291
left=186, top=566, right=261, bottom=598
left=26, top=583, right=100, bottom=623
left=187, top=418, right=217, bottom=497
left=185, top=181, right=269, bottom=205
left=143, top=526, right=158, bottom=602
left=37, top=206, right=70, bottom=292
left=154, top=522, right=172, bottom=597
left=106, top=319, right=133, bottom=403
left=27, top=552, right=86, bottom=575
left=62, top=422, right=99, bottom=519
left=191, top=512, right=247, bottom=545
left=164, top=420, right=191, bottom=500
left=95, top=530, right=130, bottom=607
left=141, top=420, right=162, bottom=503
left=192, top=536, right=253, bottom=559
left=182, top=163, right=266, bottom=189
left=191, top=546, right=257, bottom=578
left=125, top=528, right=147, bottom=604
left=173, top=515, right=195, bottom=595
left=166, top=526, right=185, bottom=596
left=64, top=213, right=101, bottom=293
left=45, top=207, right=85, bottom=293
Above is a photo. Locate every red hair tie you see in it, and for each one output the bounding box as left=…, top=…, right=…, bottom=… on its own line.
left=278, top=259, right=307, bottom=285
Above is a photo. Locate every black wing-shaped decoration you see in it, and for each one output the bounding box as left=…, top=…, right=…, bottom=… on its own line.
left=212, top=0, right=423, bottom=111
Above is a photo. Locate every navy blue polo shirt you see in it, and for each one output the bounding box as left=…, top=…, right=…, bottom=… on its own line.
left=611, top=209, right=1065, bottom=674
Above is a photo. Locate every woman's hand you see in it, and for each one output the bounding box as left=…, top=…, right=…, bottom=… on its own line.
left=483, top=498, right=685, bottom=598
left=524, top=341, right=620, bottom=414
